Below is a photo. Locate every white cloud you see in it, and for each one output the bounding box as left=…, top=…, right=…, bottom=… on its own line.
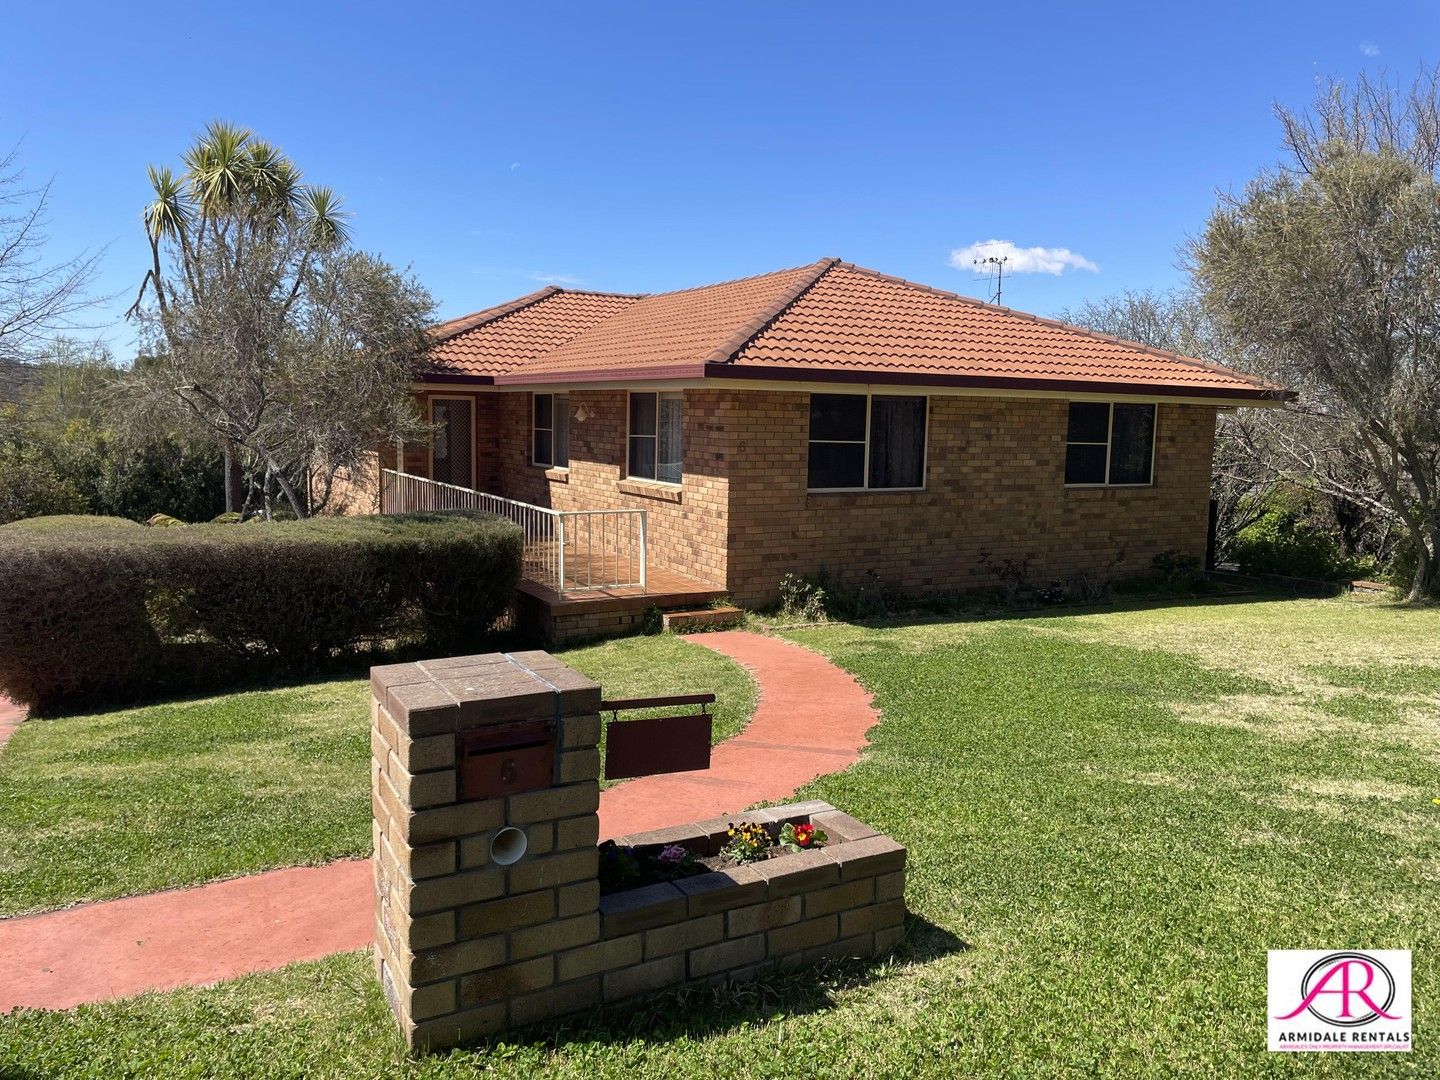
left=510, top=162, right=521, bottom=171
left=1360, top=40, right=1380, bottom=57
left=527, top=271, right=584, bottom=285
left=948, top=239, right=1099, bottom=276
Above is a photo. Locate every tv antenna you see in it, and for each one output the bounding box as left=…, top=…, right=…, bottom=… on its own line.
left=973, top=254, right=1008, bottom=305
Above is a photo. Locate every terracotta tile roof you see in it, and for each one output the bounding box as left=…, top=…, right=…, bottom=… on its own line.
left=725, top=262, right=1280, bottom=397
left=424, top=287, right=641, bottom=377
left=423, top=259, right=1284, bottom=401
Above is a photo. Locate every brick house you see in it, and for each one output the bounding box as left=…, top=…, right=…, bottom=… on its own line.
left=372, top=258, right=1284, bottom=639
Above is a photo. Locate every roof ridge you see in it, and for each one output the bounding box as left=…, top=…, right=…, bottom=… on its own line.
left=644, top=260, right=832, bottom=301
left=701, top=258, right=840, bottom=365
left=834, top=261, right=1276, bottom=390
left=429, top=286, right=563, bottom=343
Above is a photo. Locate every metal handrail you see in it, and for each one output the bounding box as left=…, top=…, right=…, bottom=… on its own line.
left=380, top=469, right=648, bottom=595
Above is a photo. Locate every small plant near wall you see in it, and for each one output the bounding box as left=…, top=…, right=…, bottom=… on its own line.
left=978, top=550, right=1033, bottom=603
left=779, top=821, right=829, bottom=853
left=720, top=820, right=773, bottom=863
left=777, top=573, right=828, bottom=622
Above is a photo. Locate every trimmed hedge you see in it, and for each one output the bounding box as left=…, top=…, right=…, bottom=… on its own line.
left=0, top=511, right=522, bottom=711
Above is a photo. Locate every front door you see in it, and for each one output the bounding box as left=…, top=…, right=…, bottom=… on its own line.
left=430, top=397, right=475, bottom=488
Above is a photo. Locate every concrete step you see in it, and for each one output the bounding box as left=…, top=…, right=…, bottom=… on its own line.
left=662, top=605, right=744, bottom=633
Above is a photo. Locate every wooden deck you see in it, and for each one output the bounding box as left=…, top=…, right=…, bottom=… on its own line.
left=518, top=561, right=725, bottom=616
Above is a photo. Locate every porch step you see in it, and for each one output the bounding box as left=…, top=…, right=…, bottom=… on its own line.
left=663, top=606, right=745, bottom=633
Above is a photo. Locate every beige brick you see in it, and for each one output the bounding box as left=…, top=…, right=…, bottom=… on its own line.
left=767, top=914, right=838, bottom=957
left=557, top=880, right=600, bottom=918
left=598, top=883, right=686, bottom=936
left=676, top=865, right=766, bottom=915
left=561, top=714, right=602, bottom=749
left=457, top=956, right=554, bottom=1006
left=803, top=877, right=874, bottom=919
left=554, top=815, right=599, bottom=851
left=395, top=840, right=456, bottom=882
left=725, top=895, right=802, bottom=938
left=556, top=933, right=642, bottom=982
left=874, top=870, right=906, bottom=902
left=408, top=978, right=457, bottom=1021
left=456, top=889, right=555, bottom=940
left=603, top=954, right=685, bottom=1002
left=510, top=913, right=600, bottom=960
left=509, top=976, right=602, bottom=1027
left=839, top=900, right=905, bottom=938
left=506, top=783, right=600, bottom=825
left=688, top=932, right=765, bottom=979
left=830, top=835, right=906, bottom=882
left=644, top=914, right=723, bottom=959
left=404, top=934, right=506, bottom=983
left=507, top=848, right=597, bottom=894
left=404, top=799, right=504, bottom=846
left=408, top=1003, right=506, bottom=1051
left=874, top=924, right=905, bottom=955
left=408, top=867, right=504, bottom=915
left=558, top=748, right=600, bottom=784
left=758, top=848, right=839, bottom=896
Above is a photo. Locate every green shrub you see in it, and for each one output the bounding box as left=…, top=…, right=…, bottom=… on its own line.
left=0, top=446, right=89, bottom=524
left=0, top=511, right=522, bottom=711
left=1229, top=509, right=1352, bottom=580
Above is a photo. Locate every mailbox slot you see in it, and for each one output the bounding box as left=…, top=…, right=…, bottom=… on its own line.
left=458, top=719, right=556, bottom=800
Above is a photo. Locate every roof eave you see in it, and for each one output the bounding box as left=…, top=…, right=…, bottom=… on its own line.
left=702, top=362, right=1293, bottom=405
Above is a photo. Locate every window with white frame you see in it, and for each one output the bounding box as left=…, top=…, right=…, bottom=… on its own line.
left=807, top=393, right=927, bottom=491
left=627, top=391, right=683, bottom=484
left=532, top=392, right=569, bottom=469
left=1064, top=402, right=1156, bottom=486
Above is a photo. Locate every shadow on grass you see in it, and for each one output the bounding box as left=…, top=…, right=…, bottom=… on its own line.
left=460, top=914, right=966, bottom=1055
left=765, top=583, right=1406, bottom=639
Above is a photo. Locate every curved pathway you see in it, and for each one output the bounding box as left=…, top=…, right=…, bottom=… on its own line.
left=0, top=695, right=24, bottom=751
left=0, top=631, right=877, bottom=1013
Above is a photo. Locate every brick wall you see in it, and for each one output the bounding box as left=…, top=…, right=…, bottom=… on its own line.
left=484, top=389, right=730, bottom=589
left=396, top=383, right=1216, bottom=611
left=724, top=392, right=1217, bottom=607
left=371, top=651, right=905, bottom=1051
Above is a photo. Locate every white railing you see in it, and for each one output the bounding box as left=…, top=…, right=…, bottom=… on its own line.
left=381, top=469, right=647, bottom=595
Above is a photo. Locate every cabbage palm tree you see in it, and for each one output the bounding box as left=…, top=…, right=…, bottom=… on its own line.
left=127, top=122, right=367, bottom=517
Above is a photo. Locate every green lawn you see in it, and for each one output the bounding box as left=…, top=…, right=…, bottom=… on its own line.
left=0, top=635, right=757, bottom=916
left=1, top=596, right=1436, bottom=1078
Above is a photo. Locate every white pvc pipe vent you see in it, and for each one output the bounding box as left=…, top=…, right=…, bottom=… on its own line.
left=489, top=826, right=528, bottom=866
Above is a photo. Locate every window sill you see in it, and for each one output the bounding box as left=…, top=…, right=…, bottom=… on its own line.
left=540, top=466, right=570, bottom=483
left=618, top=477, right=682, bottom=503
left=1064, top=483, right=1155, bottom=494
left=807, top=487, right=926, bottom=495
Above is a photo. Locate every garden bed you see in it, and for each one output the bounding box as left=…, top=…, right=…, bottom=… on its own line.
left=592, top=800, right=907, bottom=980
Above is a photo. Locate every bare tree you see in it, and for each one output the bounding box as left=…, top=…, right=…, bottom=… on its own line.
left=1191, top=69, right=1440, bottom=599
left=0, top=145, right=101, bottom=363
left=125, top=122, right=433, bottom=518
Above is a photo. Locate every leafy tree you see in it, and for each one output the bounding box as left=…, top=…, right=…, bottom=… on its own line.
left=0, top=341, right=224, bottom=525
left=1191, top=70, right=1440, bottom=599
left=125, top=122, right=433, bottom=519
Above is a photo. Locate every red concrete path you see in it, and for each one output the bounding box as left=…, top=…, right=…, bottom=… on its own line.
left=0, top=695, right=25, bottom=751
left=0, top=631, right=877, bottom=1012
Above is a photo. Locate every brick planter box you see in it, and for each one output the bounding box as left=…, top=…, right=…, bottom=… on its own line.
left=597, top=800, right=906, bottom=991
left=371, top=650, right=905, bottom=1051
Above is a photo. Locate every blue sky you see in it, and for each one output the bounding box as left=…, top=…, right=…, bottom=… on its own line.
left=3, top=1, right=1436, bottom=355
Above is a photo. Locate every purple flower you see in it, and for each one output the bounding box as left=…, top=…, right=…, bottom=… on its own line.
left=657, top=844, right=688, bottom=865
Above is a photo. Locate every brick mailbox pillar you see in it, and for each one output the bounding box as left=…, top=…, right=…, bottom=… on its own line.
left=370, top=650, right=603, bottom=1051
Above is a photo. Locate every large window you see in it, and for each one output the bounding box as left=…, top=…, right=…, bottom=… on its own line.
left=430, top=397, right=474, bottom=488
left=1064, top=402, right=1156, bottom=486
left=627, top=391, right=683, bottom=484
left=807, top=393, right=927, bottom=491
left=532, top=392, right=569, bottom=469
